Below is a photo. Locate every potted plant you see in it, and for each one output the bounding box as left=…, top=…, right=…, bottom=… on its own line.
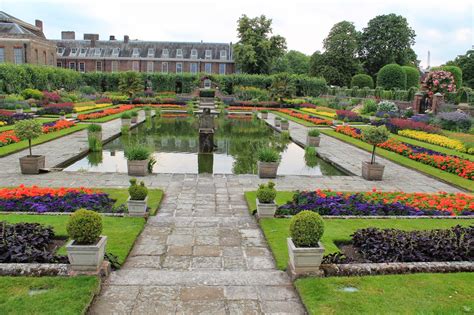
left=361, top=125, right=389, bottom=181
left=274, top=116, right=281, bottom=127
left=60, top=111, right=66, bottom=120
left=15, top=120, right=44, bottom=174
left=342, top=117, right=350, bottom=126
left=280, top=119, right=289, bottom=130
left=15, top=104, right=24, bottom=114
left=127, top=178, right=148, bottom=216
left=257, top=147, right=280, bottom=178
left=66, top=209, right=107, bottom=271
left=307, top=129, right=321, bottom=147
left=125, top=145, right=151, bottom=176
left=87, top=124, right=102, bottom=141
left=287, top=210, right=325, bottom=275
left=256, top=181, right=277, bottom=218
left=121, top=112, right=131, bottom=127
left=131, top=111, right=139, bottom=124
left=30, top=103, right=38, bottom=112
left=261, top=110, right=269, bottom=119
left=144, top=106, right=152, bottom=117
left=71, top=110, right=78, bottom=119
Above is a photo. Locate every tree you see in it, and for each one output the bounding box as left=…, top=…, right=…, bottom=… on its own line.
left=446, top=49, right=474, bottom=88
left=269, top=73, right=295, bottom=104
left=14, top=120, right=43, bottom=156
left=118, top=71, right=144, bottom=99
left=359, top=14, right=417, bottom=77
left=233, top=15, right=287, bottom=74
left=272, top=50, right=310, bottom=74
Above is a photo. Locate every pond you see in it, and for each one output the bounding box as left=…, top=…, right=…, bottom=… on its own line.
left=64, top=116, right=346, bottom=176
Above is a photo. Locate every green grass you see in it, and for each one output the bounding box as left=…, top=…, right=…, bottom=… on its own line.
left=0, top=118, right=58, bottom=132
left=319, top=128, right=473, bottom=192
left=84, top=109, right=137, bottom=123
left=296, top=273, right=474, bottom=315
left=0, top=276, right=100, bottom=315
left=101, top=187, right=163, bottom=215
left=0, top=124, right=89, bottom=157
left=244, top=191, right=295, bottom=213
left=259, top=217, right=474, bottom=270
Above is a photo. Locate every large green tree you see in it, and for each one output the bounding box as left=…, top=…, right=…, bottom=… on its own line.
left=446, top=49, right=474, bottom=88
left=359, top=14, right=417, bottom=77
left=271, top=50, right=310, bottom=74
left=233, top=15, right=287, bottom=74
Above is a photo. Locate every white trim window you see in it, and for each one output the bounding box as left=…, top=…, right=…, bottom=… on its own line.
left=147, top=61, right=154, bottom=73
left=176, top=49, right=183, bottom=59
left=162, top=62, right=168, bottom=73
left=220, top=50, right=227, bottom=60
left=79, top=62, right=85, bottom=72
left=96, top=61, right=102, bottom=72
left=132, top=48, right=140, bottom=58
left=79, top=48, right=87, bottom=57
left=14, top=48, right=24, bottom=64
left=190, top=49, right=198, bottom=59
left=57, top=47, right=65, bottom=56
left=0, top=48, right=5, bottom=63
left=111, top=61, right=118, bottom=72
left=205, top=63, right=212, bottom=74
left=176, top=62, right=183, bottom=73
left=190, top=62, right=198, bottom=74
left=205, top=50, right=212, bottom=60
left=132, top=61, right=139, bottom=71
left=94, top=48, right=102, bottom=57
left=111, top=48, right=120, bottom=57
left=57, top=61, right=62, bottom=68
left=68, top=62, right=76, bottom=70
left=147, top=48, right=155, bottom=58
left=70, top=48, right=78, bottom=56
left=219, top=63, right=226, bottom=74
left=162, top=49, right=169, bottom=58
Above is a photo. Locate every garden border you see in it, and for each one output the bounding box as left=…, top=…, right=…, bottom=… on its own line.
left=274, top=215, right=474, bottom=219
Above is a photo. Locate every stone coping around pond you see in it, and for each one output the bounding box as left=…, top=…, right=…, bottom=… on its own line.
left=0, top=261, right=112, bottom=277
left=0, top=211, right=126, bottom=216
left=274, top=215, right=474, bottom=219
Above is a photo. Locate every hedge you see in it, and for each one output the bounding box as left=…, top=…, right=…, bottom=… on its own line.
left=376, top=64, right=407, bottom=90
left=351, top=74, right=374, bottom=89
left=326, top=86, right=418, bottom=102
left=431, top=65, right=463, bottom=88
left=402, top=66, right=420, bottom=88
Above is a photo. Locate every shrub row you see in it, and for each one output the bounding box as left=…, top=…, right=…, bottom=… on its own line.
left=326, top=86, right=418, bottom=101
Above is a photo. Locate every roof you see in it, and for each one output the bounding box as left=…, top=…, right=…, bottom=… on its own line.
left=0, top=11, right=45, bottom=38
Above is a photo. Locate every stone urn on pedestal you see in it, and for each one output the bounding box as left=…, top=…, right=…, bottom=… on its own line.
left=361, top=126, right=390, bottom=181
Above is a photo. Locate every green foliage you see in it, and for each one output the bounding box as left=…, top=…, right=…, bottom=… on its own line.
left=234, top=86, right=269, bottom=101
left=432, top=65, right=463, bottom=88
left=377, top=64, right=407, bottom=89
left=351, top=74, right=374, bottom=88
left=121, top=112, right=131, bottom=119
left=21, top=88, right=43, bottom=100
left=118, top=71, right=144, bottom=97
left=304, top=146, right=318, bottom=167
left=87, top=135, right=102, bottom=152
left=66, top=209, right=103, bottom=245
left=272, top=50, right=310, bottom=75
left=14, top=120, right=43, bottom=155
left=402, top=66, right=420, bottom=88
left=361, top=99, right=378, bottom=114
left=257, top=147, right=280, bottom=162
left=445, top=49, right=474, bottom=88
left=256, top=181, right=277, bottom=203
left=199, top=89, right=215, bottom=97
left=87, top=124, right=102, bottom=132
left=308, top=129, right=320, bottom=137
left=377, top=100, right=398, bottom=112
left=79, top=85, right=97, bottom=95
left=362, top=126, right=390, bottom=164
left=131, top=111, right=139, bottom=117
left=289, top=210, right=325, bottom=247
left=128, top=178, right=148, bottom=200
left=270, top=73, right=295, bottom=102
left=124, top=145, right=151, bottom=161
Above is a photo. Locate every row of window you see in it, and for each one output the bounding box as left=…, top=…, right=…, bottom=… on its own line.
left=57, top=47, right=228, bottom=60
left=59, top=61, right=227, bottom=74
left=0, top=47, right=24, bottom=64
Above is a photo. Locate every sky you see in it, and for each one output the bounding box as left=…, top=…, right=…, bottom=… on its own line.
left=1, top=0, right=472, bottom=68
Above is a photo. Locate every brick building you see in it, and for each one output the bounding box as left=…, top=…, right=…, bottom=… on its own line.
left=0, top=11, right=56, bottom=66
left=55, top=32, right=235, bottom=74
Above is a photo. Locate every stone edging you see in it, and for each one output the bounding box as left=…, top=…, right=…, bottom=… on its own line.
left=0, top=263, right=69, bottom=276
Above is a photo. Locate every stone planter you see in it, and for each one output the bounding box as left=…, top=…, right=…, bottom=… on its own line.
left=88, top=131, right=102, bottom=141
left=16, top=108, right=23, bottom=114
left=66, top=236, right=107, bottom=271
left=307, top=135, right=321, bottom=147
left=274, top=118, right=281, bottom=127
left=257, top=161, right=279, bottom=178
left=71, top=113, right=78, bottom=119
left=361, top=161, right=385, bottom=181
left=287, top=238, right=324, bottom=275
left=60, top=115, right=66, bottom=120
left=121, top=118, right=131, bottom=127
left=145, top=110, right=152, bottom=117
left=19, top=155, right=45, bottom=174
left=127, top=196, right=148, bottom=217
left=261, top=112, right=268, bottom=119
left=127, top=159, right=148, bottom=176
left=280, top=121, right=289, bottom=130
left=30, top=107, right=38, bottom=113
left=131, top=117, right=138, bottom=124
left=256, top=198, right=277, bottom=218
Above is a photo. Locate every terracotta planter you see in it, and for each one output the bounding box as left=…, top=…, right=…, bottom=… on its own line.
left=88, top=131, right=102, bottom=141
left=280, top=121, right=289, bottom=130
left=131, top=117, right=138, bottom=124
left=287, top=238, right=324, bottom=275
left=66, top=236, right=107, bottom=271
left=127, top=196, right=148, bottom=217
left=307, top=135, right=321, bottom=147
left=257, top=161, right=279, bottom=178
left=274, top=118, right=281, bottom=127
left=19, top=155, right=45, bottom=174
left=127, top=159, right=148, bottom=176
left=361, top=161, right=385, bottom=181
left=256, top=199, right=276, bottom=218
left=261, top=112, right=268, bottom=119
left=121, top=118, right=131, bottom=127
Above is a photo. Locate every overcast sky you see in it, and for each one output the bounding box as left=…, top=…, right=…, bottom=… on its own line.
left=1, top=0, right=472, bottom=67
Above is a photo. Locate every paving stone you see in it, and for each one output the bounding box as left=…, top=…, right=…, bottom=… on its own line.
left=193, top=246, right=221, bottom=257
left=191, top=256, right=222, bottom=270
left=168, top=245, right=193, bottom=256
left=167, top=234, right=194, bottom=246
left=123, top=256, right=162, bottom=269
left=225, top=286, right=258, bottom=300
left=180, top=286, right=224, bottom=301
left=162, top=256, right=191, bottom=270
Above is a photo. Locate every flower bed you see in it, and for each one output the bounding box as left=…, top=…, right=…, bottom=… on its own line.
left=42, top=120, right=75, bottom=133
left=386, top=118, right=441, bottom=134
left=301, top=108, right=336, bottom=118
left=336, top=110, right=367, bottom=122
left=227, top=106, right=268, bottom=111
left=230, top=101, right=281, bottom=108
left=227, top=114, right=252, bottom=120
left=161, top=113, right=190, bottom=118
left=0, top=130, right=20, bottom=146
left=0, top=110, right=33, bottom=125
left=73, top=102, right=112, bottom=113
left=0, top=185, right=119, bottom=213
left=277, top=189, right=474, bottom=216
left=38, top=103, right=74, bottom=115
left=77, top=105, right=134, bottom=121
left=398, top=129, right=469, bottom=153
left=279, top=109, right=333, bottom=126
left=136, top=103, right=184, bottom=109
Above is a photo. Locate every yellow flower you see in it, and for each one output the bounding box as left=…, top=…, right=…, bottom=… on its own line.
left=301, top=108, right=336, bottom=118
left=398, top=130, right=468, bottom=153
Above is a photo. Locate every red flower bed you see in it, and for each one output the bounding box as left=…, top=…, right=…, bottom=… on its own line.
left=227, top=114, right=252, bottom=119
left=136, top=104, right=184, bottom=109
left=0, top=130, right=20, bottom=146
left=227, top=106, right=268, bottom=111
left=161, top=113, right=189, bottom=118
left=43, top=102, right=74, bottom=109
left=0, top=110, right=14, bottom=117
left=42, top=120, right=76, bottom=133
left=95, top=98, right=112, bottom=104
left=42, top=91, right=61, bottom=103
left=335, top=125, right=362, bottom=139
left=387, top=118, right=441, bottom=134
left=0, top=185, right=97, bottom=199
left=77, top=105, right=134, bottom=120
left=279, top=109, right=333, bottom=126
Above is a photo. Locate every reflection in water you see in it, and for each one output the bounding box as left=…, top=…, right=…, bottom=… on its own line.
left=65, top=116, right=345, bottom=176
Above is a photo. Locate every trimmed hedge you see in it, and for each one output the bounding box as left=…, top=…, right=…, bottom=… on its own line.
left=432, top=65, right=463, bottom=88
left=402, top=66, right=420, bottom=88
left=376, top=64, right=407, bottom=90
left=351, top=74, right=374, bottom=88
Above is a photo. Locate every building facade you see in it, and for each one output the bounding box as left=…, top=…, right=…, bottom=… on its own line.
left=0, top=11, right=56, bottom=66
left=55, top=32, right=235, bottom=74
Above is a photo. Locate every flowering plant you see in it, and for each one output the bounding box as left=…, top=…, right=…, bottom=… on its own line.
left=398, top=129, right=468, bottom=153
left=386, top=118, right=441, bottom=134
left=423, top=70, right=456, bottom=96
left=279, top=109, right=333, bottom=126
left=78, top=105, right=134, bottom=120
left=42, top=120, right=75, bottom=133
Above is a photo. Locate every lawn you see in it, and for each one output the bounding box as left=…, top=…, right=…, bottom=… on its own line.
left=296, top=273, right=474, bottom=315
left=0, top=124, right=89, bottom=157
left=0, top=276, right=99, bottom=315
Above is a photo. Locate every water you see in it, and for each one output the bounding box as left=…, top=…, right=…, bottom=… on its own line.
left=64, top=116, right=346, bottom=176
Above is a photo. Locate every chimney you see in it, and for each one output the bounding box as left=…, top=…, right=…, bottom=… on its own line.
left=35, top=20, right=43, bottom=31
left=124, top=35, right=129, bottom=44
left=109, top=35, right=115, bottom=40
left=84, top=33, right=99, bottom=41
left=61, top=31, right=75, bottom=40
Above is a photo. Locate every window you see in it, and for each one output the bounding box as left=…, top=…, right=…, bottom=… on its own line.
left=111, top=61, right=118, bottom=72
left=57, top=61, right=62, bottom=68
left=191, top=49, right=198, bottom=59
left=205, top=50, right=212, bottom=60
left=96, top=61, right=102, bottom=72
left=205, top=63, right=212, bottom=73
left=176, top=49, right=183, bottom=58
left=68, top=62, right=76, bottom=70
left=162, top=49, right=169, bottom=58
left=132, top=61, right=139, bottom=71
left=219, top=63, right=226, bottom=74
left=176, top=62, right=183, bottom=73
left=111, top=48, right=120, bottom=57
left=35, top=49, right=38, bottom=63
left=94, top=48, right=101, bottom=57
left=0, top=48, right=4, bottom=63
left=147, top=48, right=155, bottom=58
left=190, top=62, right=198, bottom=74
left=147, top=61, right=154, bottom=73
left=79, top=62, right=85, bottom=72
left=132, top=48, right=140, bottom=58
left=14, top=48, right=24, bottom=64
left=70, top=48, right=78, bottom=56
left=57, top=47, right=64, bottom=55
left=79, top=48, right=87, bottom=57
left=162, top=62, right=168, bottom=73
left=220, top=50, right=227, bottom=60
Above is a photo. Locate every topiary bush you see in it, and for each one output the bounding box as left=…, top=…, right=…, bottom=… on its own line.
left=402, top=66, right=420, bottom=88
left=376, top=64, right=407, bottom=90
left=256, top=181, right=276, bottom=203
left=289, top=210, right=325, bottom=247
left=66, top=209, right=103, bottom=245
left=128, top=178, right=148, bottom=200
left=351, top=74, right=374, bottom=89
left=21, top=88, right=43, bottom=100
left=362, top=126, right=390, bottom=164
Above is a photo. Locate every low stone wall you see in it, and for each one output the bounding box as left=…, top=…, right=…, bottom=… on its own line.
left=0, top=263, right=69, bottom=276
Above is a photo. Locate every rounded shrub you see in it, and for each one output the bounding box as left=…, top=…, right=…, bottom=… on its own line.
left=256, top=181, right=276, bottom=203
left=402, top=66, right=420, bottom=88
left=289, top=210, right=325, bottom=247
left=361, top=99, right=378, bottom=115
left=377, top=100, right=398, bottom=113
left=351, top=74, right=374, bottom=89
left=66, top=209, right=103, bottom=245
left=376, top=64, right=407, bottom=89
left=21, top=88, right=43, bottom=100
left=128, top=178, right=148, bottom=200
